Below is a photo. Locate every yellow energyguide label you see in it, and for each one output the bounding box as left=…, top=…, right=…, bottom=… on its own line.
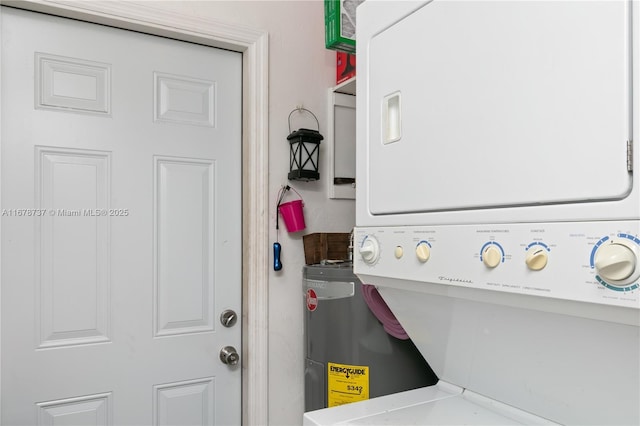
left=327, top=362, right=369, bottom=407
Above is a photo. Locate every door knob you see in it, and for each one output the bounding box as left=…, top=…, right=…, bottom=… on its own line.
left=220, top=309, right=238, bottom=328
left=220, top=346, right=240, bottom=366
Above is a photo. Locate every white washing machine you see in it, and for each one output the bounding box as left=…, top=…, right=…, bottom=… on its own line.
left=305, top=1, right=640, bottom=425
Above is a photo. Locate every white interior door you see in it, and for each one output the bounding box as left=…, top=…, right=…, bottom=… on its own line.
left=1, top=7, right=242, bottom=425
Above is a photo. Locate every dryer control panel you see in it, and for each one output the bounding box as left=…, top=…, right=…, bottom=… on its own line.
left=354, top=221, right=640, bottom=309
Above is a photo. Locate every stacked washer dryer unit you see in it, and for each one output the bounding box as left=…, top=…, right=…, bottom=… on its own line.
left=305, top=1, right=640, bottom=425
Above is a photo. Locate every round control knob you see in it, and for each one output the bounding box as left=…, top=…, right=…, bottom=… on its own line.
left=482, top=246, right=502, bottom=268
left=595, top=242, right=637, bottom=283
left=359, top=237, right=380, bottom=264
left=415, top=242, right=431, bottom=263
left=525, top=248, right=548, bottom=271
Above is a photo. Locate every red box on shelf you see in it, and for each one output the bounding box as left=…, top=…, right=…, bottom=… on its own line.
left=336, top=52, right=356, bottom=85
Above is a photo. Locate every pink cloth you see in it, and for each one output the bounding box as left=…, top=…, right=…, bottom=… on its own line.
left=361, top=284, right=409, bottom=340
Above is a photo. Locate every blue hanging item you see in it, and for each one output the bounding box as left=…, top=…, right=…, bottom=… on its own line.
left=273, top=185, right=291, bottom=271
left=273, top=242, right=282, bottom=271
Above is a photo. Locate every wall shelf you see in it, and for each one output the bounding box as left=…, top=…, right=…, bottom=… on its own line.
left=334, top=77, right=356, bottom=95
left=327, top=77, right=356, bottom=199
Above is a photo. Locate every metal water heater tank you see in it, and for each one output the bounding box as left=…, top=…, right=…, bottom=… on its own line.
left=303, top=263, right=438, bottom=411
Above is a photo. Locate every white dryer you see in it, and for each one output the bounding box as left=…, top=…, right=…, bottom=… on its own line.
left=305, top=1, right=640, bottom=424
left=304, top=382, right=556, bottom=424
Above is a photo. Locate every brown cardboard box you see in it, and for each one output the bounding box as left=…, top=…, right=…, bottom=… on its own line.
left=303, top=233, right=351, bottom=265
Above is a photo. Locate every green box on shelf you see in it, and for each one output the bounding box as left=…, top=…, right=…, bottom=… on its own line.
left=325, top=0, right=364, bottom=53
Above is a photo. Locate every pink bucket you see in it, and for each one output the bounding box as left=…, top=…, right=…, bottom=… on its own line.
left=278, top=199, right=306, bottom=232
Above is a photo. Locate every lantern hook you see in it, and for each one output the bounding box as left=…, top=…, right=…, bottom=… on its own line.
left=288, top=107, right=320, bottom=133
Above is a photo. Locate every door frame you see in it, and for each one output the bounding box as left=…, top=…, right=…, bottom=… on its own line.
left=0, top=1, right=269, bottom=424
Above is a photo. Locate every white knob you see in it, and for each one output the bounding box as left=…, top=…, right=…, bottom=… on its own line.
left=415, top=243, right=430, bottom=263
left=359, top=237, right=380, bottom=264
left=595, top=242, right=637, bottom=283
left=394, top=246, right=404, bottom=259
left=526, top=248, right=548, bottom=271
left=483, top=246, right=502, bottom=268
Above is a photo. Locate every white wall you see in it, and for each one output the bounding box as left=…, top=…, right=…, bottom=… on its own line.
left=146, top=1, right=356, bottom=424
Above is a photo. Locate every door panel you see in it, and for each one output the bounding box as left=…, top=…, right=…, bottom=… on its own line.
left=154, top=156, right=216, bottom=337
left=1, top=7, right=242, bottom=425
left=367, top=0, right=631, bottom=214
left=36, top=147, right=112, bottom=348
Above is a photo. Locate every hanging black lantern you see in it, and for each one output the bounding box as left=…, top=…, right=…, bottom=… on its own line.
left=287, top=108, right=323, bottom=181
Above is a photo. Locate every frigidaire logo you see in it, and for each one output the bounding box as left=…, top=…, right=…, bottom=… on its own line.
left=438, top=276, right=473, bottom=284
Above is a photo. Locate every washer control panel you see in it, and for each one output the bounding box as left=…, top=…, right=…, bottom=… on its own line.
left=354, top=221, right=640, bottom=309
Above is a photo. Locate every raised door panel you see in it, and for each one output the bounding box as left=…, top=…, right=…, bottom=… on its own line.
left=36, top=148, right=111, bottom=348
left=154, top=157, right=216, bottom=337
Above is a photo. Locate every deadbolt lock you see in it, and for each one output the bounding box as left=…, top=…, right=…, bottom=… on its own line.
left=220, top=309, right=238, bottom=328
